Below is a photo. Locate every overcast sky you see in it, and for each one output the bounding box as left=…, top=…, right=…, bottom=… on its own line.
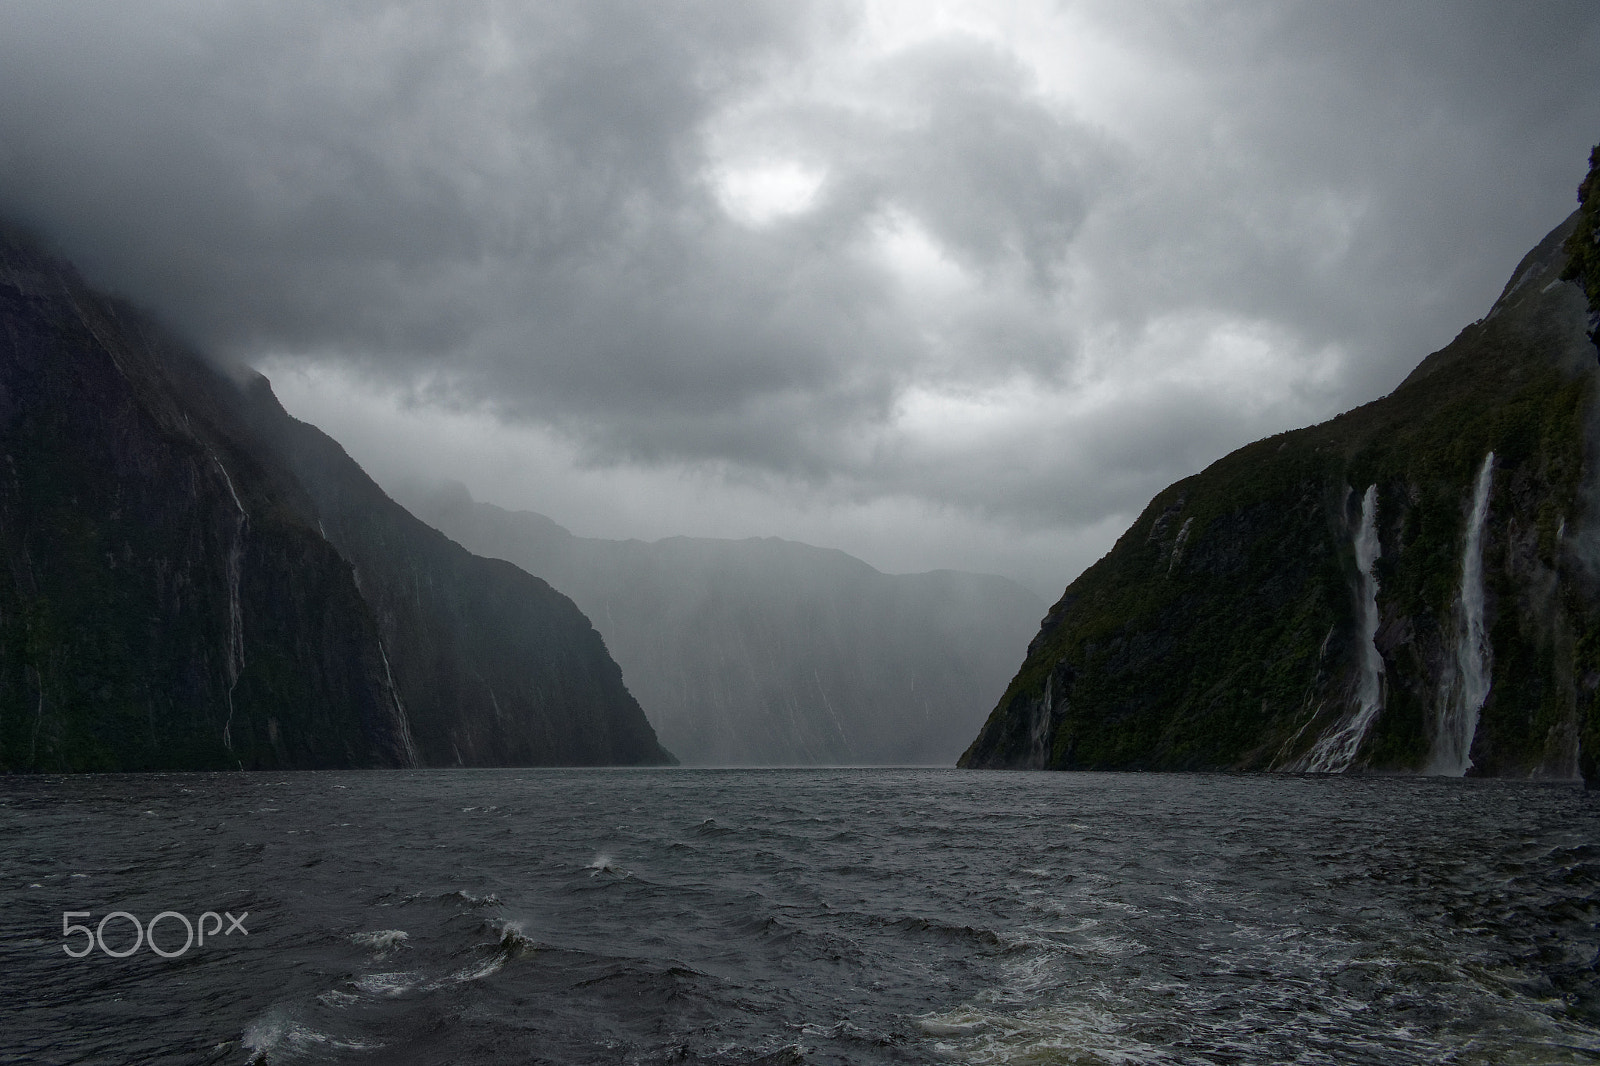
left=2, top=2, right=1597, bottom=595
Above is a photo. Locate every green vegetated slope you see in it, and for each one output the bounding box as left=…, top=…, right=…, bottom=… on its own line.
left=962, top=198, right=1600, bottom=778
left=0, top=224, right=671, bottom=771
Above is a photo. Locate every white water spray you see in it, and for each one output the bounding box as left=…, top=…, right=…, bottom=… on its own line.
left=1429, top=453, right=1495, bottom=776
left=1303, top=485, right=1384, bottom=773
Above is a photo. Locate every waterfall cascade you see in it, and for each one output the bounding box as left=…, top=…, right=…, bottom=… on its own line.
left=1429, top=452, right=1495, bottom=775
left=378, top=639, right=422, bottom=768
left=214, top=456, right=247, bottom=752
left=1302, top=485, right=1384, bottom=772
left=1027, top=671, right=1056, bottom=769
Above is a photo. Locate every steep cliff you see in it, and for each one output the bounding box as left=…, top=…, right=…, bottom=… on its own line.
left=962, top=195, right=1600, bottom=779
left=0, top=224, right=671, bottom=770
left=404, top=487, right=1044, bottom=765
left=242, top=395, right=673, bottom=767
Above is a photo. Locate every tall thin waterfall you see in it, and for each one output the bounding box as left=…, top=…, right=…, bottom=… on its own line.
left=1027, top=671, right=1057, bottom=769
left=214, top=456, right=247, bottom=752
left=1303, top=485, right=1384, bottom=773
left=1429, top=452, right=1495, bottom=776
left=378, top=639, right=422, bottom=769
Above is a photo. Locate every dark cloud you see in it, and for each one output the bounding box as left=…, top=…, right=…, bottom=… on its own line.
left=0, top=1, right=1597, bottom=589
left=1068, top=1, right=1600, bottom=396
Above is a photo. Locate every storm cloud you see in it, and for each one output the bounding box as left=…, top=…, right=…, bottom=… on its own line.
left=1, top=1, right=1596, bottom=592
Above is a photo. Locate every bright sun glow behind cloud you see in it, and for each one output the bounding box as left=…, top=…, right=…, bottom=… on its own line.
left=714, top=160, right=826, bottom=226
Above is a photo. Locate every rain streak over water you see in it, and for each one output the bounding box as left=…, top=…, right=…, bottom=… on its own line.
left=2, top=769, right=1599, bottom=1065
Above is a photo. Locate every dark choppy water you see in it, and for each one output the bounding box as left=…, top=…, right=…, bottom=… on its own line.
left=3, top=769, right=1599, bottom=1065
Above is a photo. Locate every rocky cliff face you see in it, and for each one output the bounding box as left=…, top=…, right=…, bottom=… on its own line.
left=962, top=201, right=1600, bottom=780
left=404, top=487, right=1045, bottom=766
left=0, top=224, right=671, bottom=771
left=242, top=395, right=673, bottom=767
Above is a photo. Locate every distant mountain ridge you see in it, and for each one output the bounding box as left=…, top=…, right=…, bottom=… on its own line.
left=404, top=485, right=1045, bottom=765
left=0, top=223, right=671, bottom=770
left=962, top=186, right=1600, bottom=781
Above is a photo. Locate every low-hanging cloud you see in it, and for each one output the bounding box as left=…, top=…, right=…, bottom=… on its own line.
left=1, top=1, right=1597, bottom=591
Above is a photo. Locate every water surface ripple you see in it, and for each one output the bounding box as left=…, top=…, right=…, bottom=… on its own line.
left=2, top=769, right=1597, bottom=1064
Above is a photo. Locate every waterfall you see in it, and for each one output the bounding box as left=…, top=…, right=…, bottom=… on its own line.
left=1429, top=452, right=1495, bottom=776
left=378, top=639, right=421, bottom=768
left=1302, top=485, right=1384, bottom=773
left=214, top=456, right=247, bottom=752
left=1028, top=672, right=1055, bottom=769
